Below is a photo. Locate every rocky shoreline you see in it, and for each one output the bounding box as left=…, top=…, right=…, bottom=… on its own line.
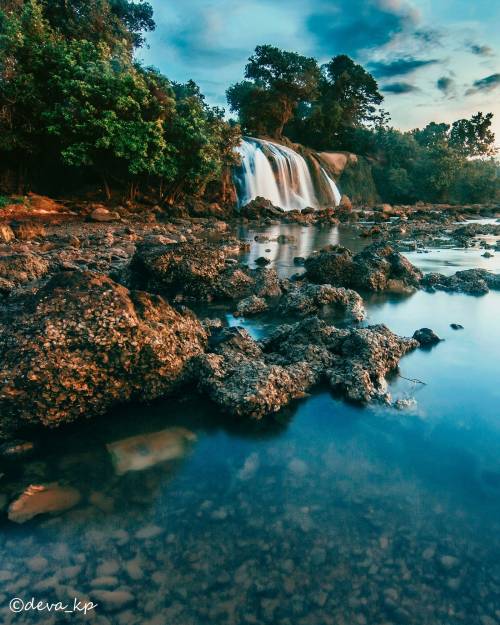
left=1, top=197, right=499, bottom=440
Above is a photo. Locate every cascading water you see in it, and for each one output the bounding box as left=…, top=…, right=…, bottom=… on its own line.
left=233, top=137, right=341, bottom=211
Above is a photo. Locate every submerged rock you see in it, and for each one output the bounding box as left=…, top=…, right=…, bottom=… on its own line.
left=0, top=271, right=206, bottom=430
left=305, top=242, right=422, bottom=293
left=421, top=269, right=500, bottom=295
left=107, top=427, right=197, bottom=475
left=8, top=483, right=81, bottom=523
left=279, top=282, right=366, bottom=322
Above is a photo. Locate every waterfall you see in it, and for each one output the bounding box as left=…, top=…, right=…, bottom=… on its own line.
left=233, top=137, right=341, bottom=211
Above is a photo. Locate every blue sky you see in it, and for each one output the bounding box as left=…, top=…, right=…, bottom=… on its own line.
left=139, top=0, right=500, bottom=142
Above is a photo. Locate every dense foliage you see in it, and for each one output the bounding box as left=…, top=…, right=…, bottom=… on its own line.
left=0, top=0, right=240, bottom=200
left=229, top=47, right=499, bottom=205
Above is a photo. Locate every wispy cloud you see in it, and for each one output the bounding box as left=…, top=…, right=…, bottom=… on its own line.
left=466, top=42, right=494, bottom=57
left=369, top=56, right=439, bottom=78
left=382, top=82, right=420, bottom=94
left=466, top=73, right=500, bottom=95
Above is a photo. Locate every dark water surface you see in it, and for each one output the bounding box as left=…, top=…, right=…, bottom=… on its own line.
left=1, top=224, right=499, bottom=625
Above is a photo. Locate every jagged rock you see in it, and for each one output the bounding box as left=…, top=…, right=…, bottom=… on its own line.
left=304, top=245, right=354, bottom=286
left=264, top=318, right=418, bottom=403
left=421, top=269, right=500, bottom=295
left=305, top=242, right=422, bottom=293
left=234, top=295, right=268, bottom=317
left=240, top=197, right=284, bottom=219
left=279, top=282, right=366, bottom=322
left=196, top=327, right=315, bottom=419
left=0, top=271, right=206, bottom=429
left=131, top=240, right=228, bottom=300
left=8, top=483, right=81, bottom=523
left=0, top=252, right=49, bottom=286
left=196, top=319, right=417, bottom=417
left=413, top=328, right=442, bottom=346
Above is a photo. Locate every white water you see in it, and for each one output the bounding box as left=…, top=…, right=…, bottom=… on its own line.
left=234, top=137, right=341, bottom=211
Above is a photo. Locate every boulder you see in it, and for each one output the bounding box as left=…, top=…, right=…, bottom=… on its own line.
left=0, top=252, right=49, bottom=287
left=131, top=240, right=227, bottom=300
left=0, top=271, right=206, bottom=430
left=264, top=318, right=418, bottom=404
left=421, top=269, right=500, bottom=295
left=234, top=295, right=268, bottom=317
left=304, top=245, right=355, bottom=286
left=196, top=327, right=316, bottom=419
left=413, top=328, right=442, bottom=346
left=279, top=282, right=366, bottom=322
left=305, top=242, right=422, bottom=293
left=239, top=197, right=284, bottom=219
left=90, top=206, right=121, bottom=222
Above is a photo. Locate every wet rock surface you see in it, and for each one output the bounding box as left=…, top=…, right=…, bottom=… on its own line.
left=197, top=319, right=417, bottom=417
left=413, top=328, right=443, bottom=346
left=0, top=271, right=206, bottom=430
left=421, top=269, right=500, bottom=295
left=279, top=282, right=366, bottom=322
left=305, top=242, right=423, bottom=293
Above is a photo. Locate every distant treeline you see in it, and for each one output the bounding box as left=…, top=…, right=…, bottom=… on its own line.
left=228, top=45, right=500, bottom=204
left=0, top=0, right=240, bottom=201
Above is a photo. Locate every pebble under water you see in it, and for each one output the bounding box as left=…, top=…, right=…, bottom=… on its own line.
left=1, top=223, right=499, bottom=625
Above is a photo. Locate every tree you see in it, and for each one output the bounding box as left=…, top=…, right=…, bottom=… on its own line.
left=285, top=55, right=385, bottom=150
left=449, top=112, right=496, bottom=157
left=227, top=45, right=320, bottom=138
left=0, top=1, right=240, bottom=200
left=413, top=122, right=450, bottom=149
left=324, top=55, right=384, bottom=129
left=25, top=0, right=155, bottom=49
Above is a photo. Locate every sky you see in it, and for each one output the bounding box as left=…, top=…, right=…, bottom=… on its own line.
left=139, top=0, right=500, bottom=143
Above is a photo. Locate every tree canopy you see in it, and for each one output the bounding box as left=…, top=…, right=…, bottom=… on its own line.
left=0, top=0, right=240, bottom=200
left=227, top=45, right=320, bottom=139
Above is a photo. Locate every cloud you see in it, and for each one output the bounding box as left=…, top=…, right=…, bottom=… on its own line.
left=306, top=0, right=419, bottom=57
left=466, top=73, right=500, bottom=95
left=413, top=29, right=442, bottom=46
left=382, top=82, right=420, bottom=94
left=369, top=56, right=439, bottom=78
left=467, top=42, right=494, bottom=57
left=436, top=76, right=455, bottom=95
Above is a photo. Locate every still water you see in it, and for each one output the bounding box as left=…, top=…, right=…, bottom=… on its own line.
left=0, top=224, right=499, bottom=625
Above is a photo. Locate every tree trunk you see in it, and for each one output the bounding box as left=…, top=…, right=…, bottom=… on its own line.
left=101, top=175, right=111, bottom=201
